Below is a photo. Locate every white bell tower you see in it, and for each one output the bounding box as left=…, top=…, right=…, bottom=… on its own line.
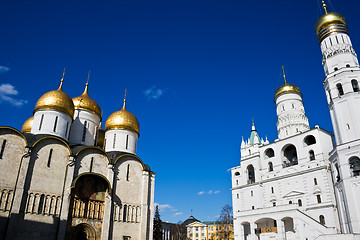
left=316, top=1, right=360, bottom=234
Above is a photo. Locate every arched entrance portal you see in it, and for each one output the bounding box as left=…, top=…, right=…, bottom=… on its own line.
left=67, top=173, right=111, bottom=240
left=71, top=223, right=96, bottom=240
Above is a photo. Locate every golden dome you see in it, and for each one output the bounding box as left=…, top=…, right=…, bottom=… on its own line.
left=274, top=83, right=302, bottom=100
left=73, top=83, right=102, bottom=117
left=97, top=125, right=105, bottom=148
left=105, top=101, right=140, bottom=134
left=315, top=12, right=346, bottom=35
left=34, top=79, right=75, bottom=117
left=21, top=116, right=34, bottom=133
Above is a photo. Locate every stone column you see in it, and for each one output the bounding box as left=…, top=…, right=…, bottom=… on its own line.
left=5, top=148, right=31, bottom=240
left=249, top=222, right=256, bottom=240
left=277, top=218, right=285, bottom=240
left=56, top=156, right=76, bottom=240
left=101, top=164, right=114, bottom=240
left=239, top=223, right=244, bottom=240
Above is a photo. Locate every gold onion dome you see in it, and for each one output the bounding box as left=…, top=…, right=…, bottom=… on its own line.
left=72, top=83, right=102, bottom=117
left=275, top=83, right=302, bottom=99
left=315, top=12, right=346, bottom=35
left=21, top=116, right=34, bottom=133
left=34, top=79, right=75, bottom=117
left=105, top=101, right=140, bottom=134
left=97, top=125, right=105, bottom=148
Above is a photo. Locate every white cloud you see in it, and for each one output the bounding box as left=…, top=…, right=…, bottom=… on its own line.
left=144, top=85, right=165, bottom=100
left=198, top=191, right=205, bottom=195
left=0, top=66, right=10, bottom=73
left=0, top=83, right=27, bottom=107
left=208, top=190, right=213, bottom=194
left=198, top=190, right=220, bottom=196
left=174, top=212, right=183, bottom=216
left=214, top=190, right=220, bottom=194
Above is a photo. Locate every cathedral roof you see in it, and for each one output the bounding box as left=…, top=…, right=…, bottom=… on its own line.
left=72, top=83, right=102, bottom=117
left=21, top=116, right=33, bottom=133
left=34, top=78, right=75, bottom=117
left=105, top=100, right=140, bottom=134
left=182, top=216, right=200, bottom=225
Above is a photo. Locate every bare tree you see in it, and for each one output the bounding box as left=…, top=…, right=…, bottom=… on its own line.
left=217, top=204, right=233, bottom=239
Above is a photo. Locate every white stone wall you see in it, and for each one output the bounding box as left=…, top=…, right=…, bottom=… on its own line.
left=69, top=109, right=101, bottom=146
left=32, top=110, right=73, bottom=140
left=105, top=129, right=138, bottom=154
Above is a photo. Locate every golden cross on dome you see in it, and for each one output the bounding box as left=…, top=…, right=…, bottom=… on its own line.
left=322, top=0, right=328, bottom=14
left=59, top=67, right=66, bottom=89
left=282, top=66, right=287, bottom=84
left=87, top=70, right=90, bottom=85
left=123, top=89, right=127, bottom=108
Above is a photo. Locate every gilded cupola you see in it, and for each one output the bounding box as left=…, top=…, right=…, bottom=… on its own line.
left=72, top=82, right=102, bottom=117
left=34, top=76, right=75, bottom=117
left=315, top=1, right=347, bottom=42
left=274, top=66, right=302, bottom=100
left=105, top=99, right=140, bottom=135
left=21, top=116, right=34, bottom=133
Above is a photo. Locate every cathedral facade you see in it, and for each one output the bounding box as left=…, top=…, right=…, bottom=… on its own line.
left=0, top=79, right=155, bottom=240
left=231, top=4, right=360, bottom=240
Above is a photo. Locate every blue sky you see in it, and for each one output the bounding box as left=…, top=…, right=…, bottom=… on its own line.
left=1, top=0, right=360, bottom=223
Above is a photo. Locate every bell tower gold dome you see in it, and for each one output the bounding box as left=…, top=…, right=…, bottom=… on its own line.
left=34, top=79, right=75, bottom=117
left=72, top=83, right=102, bottom=117
left=105, top=100, right=140, bottom=134
left=274, top=83, right=302, bottom=100
left=21, top=116, right=34, bottom=133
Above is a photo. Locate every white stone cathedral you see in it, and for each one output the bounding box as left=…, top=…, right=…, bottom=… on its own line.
left=231, top=3, right=360, bottom=240
left=0, top=76, right=155, bottom=239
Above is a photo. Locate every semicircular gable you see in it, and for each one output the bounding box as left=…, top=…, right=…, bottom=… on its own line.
left=75, top=146, right=110, bottom=162
left=32, top=136, right=71, bottom=153
left=114, top=154, right=147, bottom=171
left=0, top=126, right=27, bottom=146
left=74, top=147, right=110, bottom=177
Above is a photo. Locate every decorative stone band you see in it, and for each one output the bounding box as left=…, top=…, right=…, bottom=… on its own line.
left=113, top=202, right=141, bottom=223
left=25, top=192, right=62, bottom=216
left=318, top=24, right=348, bottom=42
left=72, top=197, right=104, bottom=220
left=322, top=44, right=357, bottom=63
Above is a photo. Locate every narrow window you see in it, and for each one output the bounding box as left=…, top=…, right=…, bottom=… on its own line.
left=319, top=215, right=325, bottom=225
left=53, top=116, right=58, bottom=132
left=0, top=140, right=6, bottom=159
left=126, top=164, right=130, bottom=181
left=268, top=162, right=273, bottom=172
left=289, top=201, right=292, bottom=204
left=273, top=202, right=276, bottom=207
left=236, top=180, right=238, bottom=185
left=282, top=105, right=285, bottom=111
left=237, top=194, right=239, bottom=199
left=309, top=150, right=315, bottom=160
left=271, top=187, right=274, bottom=193
left=113, top=134, right=116, bottom=148
left=349, top=157, right=360, bottom=176
left=250, top=191, right=253, bottom=197
left=39, top=114, right=44, bottom=130
left=329, top=38, right=332, bottom=46
left=346, top=124, right=350, bottom=129
left=292, top=103, right=294, bottom=109
left=334, top=67, right=339, bottom=71
left=252, top=206, right=254, bottom=210
left=317, top=195, right=322, bottom=203
left=335, top=36, right=339, bottom=44
left=82, top=121, right=87, bottom=141
left=298, top=199, right=302, bottom=207
left=90, top=157, right=94, bottom=172
left=314, top=178, right=318, bottom=185
left=352, top=80, right=359, bottom=92
left=65, top=122, right=69, bottom=137
left=126, top=135, right=129, bottom=149
left=247, top=165, right=255, bottom=183
left=47, top=149, right=53, bottom=167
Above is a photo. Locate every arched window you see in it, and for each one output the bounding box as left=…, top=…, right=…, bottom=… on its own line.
left=38, top=194, right=45, bottom=214
left=273, top=202, right=276, bottom=207
left=82, top=121, right=87, bottom=141
left=289, top=201, right=292, bottom=204
left=304, top=135, right=316, bottom=146
left=0, top=139, right=6, bottom=159
left=271, top=187, right=274, bottom=194
left=283, top=145, right=298, bottom=167
left=309, top=150, right=315, bottom=160
left=349, top=157, right=360, bottom=176
left=335, top=163, right=341, bottom=182
left=53, top=116, right=58, bottom=132
left=319, top=215, right=325, bottom=225
left=234, top=172, right=240, bottom=176
left=265, top=148, right=275, bottom=158
left=268, top=162, right=273, bottom=172
left=247, top=165, right=255, bottom=184
left=298, top=199, right=302, bottom=207
left=337, top=83, right=344, bottom=96
left=314, top=178, right=318, bottom=185
left=352, top=79, right=359, bottom=92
